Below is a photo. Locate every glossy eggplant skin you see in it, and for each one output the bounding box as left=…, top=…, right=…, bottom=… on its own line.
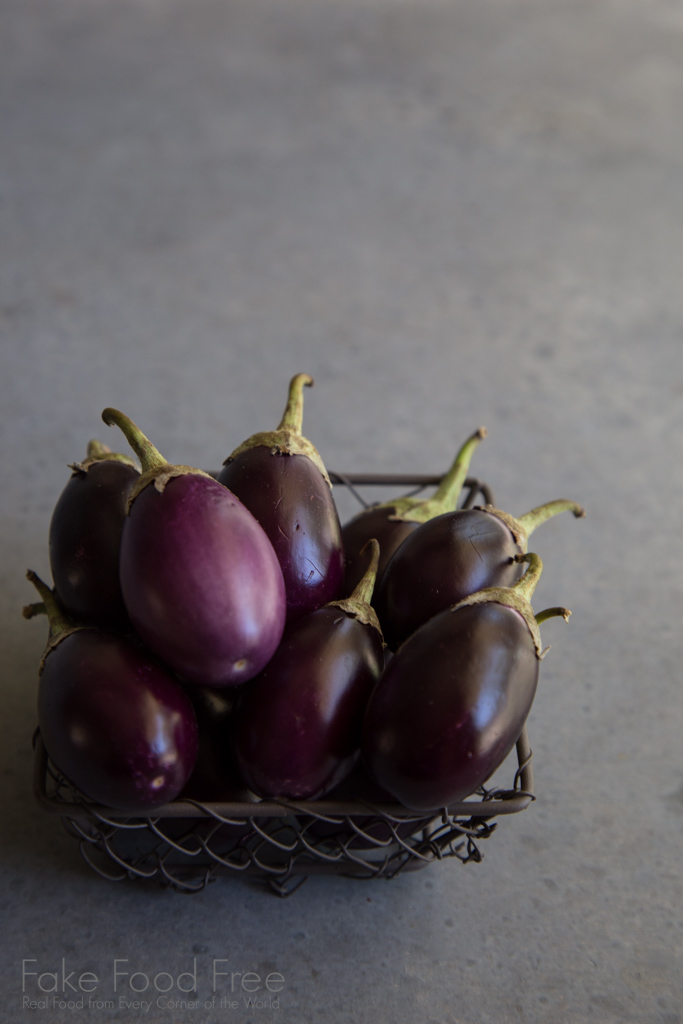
left=119, top=474, right=286, bottom=687
left=375, top=509, right=522, bottom=649
left=341, top=507, right=419, bottom=600
left=38, top=629, right=198, bottom=812
left=230, top=606, right=384, bottom=801
left=49, top=460, right=139, bottom=627
left=362, top=601, right=539, bottom=812
left=218, top=447, right=344, bottom=622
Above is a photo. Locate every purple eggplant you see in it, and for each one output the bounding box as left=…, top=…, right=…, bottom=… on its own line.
left=26, top=571, right=198, bottom=812
left=180, top=687, right=253, bottom=802
left=362, top=554, right=570, bottom=812
left=375, top=497, right=585, bottom=650
left=217, top=373, right=344, bottom=622
left=49, top=440, right=139, bottom=627
left=341, top=427, right=487, bottom=598
left=230, top=540, right=385, bottom=801
left=102, top=408, right=286, bottom=687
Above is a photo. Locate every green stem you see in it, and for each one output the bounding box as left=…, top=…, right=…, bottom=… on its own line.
left=101, top=408, right=167, bottom=473
left=535, top=606, right=571, bottom=625
left=25, top=571, right=72, bottom=638
left=276, top=374, right=314, bottom=434
left=512, top=553, right=543, bottom=603
left=22, top=602, right=47, bottom=620
left=350, top=539, right=380, bottom=606
left=429, top=427, right=488, bottom=512
left=86, top=440, right=112, bottom=458
left=517, top=499, right=585, bottom=539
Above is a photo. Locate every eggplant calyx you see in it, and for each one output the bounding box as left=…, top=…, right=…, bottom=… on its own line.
left=24, top=570, right=85, bottom=674
left=222, top=372, right=332, bottom=486
left=102, top=408, right=211, bottom=511
left=125, top=464, right=213, bottom=513
left=450, top=553, right=546, bottom=659
left=223, top=430, right=331, bottom=488
left=69, top=439, right=139, bottom=475
left=474, top=499, right=586, bottom=554
left=328, top=539, right=384, bottom=641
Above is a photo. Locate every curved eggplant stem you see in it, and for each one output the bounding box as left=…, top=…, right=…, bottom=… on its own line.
left=512, top=552, right=543, bottom=603
left=351, top=538, right=380, bottom=606
left=429, top=427, right=488, bottom=512
left=25, top=571, right=72, bottom=638
left=535, top=606, right=571, bottom=625
left=276, top=373, right=314, bottom=434
left=101, top=408, right=167, bottom=473
left=517, top=499, right=585, bottom=539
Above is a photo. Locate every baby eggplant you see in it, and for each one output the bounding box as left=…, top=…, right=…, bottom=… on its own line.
left=26, top=571, right=198, bottom=812
left=341, top=427, right=487, bottom=598
left=362, top=554, right=569, bottom=812
left=230, top=540, right=385, bottom=801
left=217, top=373, right=344, bottom=622
left=102, top=408, right=286, bottom=687
left=375, top=497, right=584, bottom=649
left=49, top=440, right=139, bottom=627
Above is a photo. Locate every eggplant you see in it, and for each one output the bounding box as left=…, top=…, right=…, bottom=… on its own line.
left=102, top=407, right=286, bottom=687
left=362, top=554, right=570, bottom=812
left=180, top=687, right=253, bottom=802
left=217, top=373, right=344, bottom=622
left=341, top=427, right=487, bottom=598
left=26, top=572, right=198, bottom=812
left=375, top=497, right=585, bottom=649
left=49, top=440, right=139, bottom=627
left=230, top=540, right=385, bottom=801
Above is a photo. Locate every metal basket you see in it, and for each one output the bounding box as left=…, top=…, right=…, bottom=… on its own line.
left=32, top=473, right=535, bottom=896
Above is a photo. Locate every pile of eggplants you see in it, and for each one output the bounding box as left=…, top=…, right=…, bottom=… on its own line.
left=26, top=375, right=584, bottom=820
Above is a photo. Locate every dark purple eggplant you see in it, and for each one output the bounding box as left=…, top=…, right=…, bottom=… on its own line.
left=230, top=540, right=384, bottom=801
left=217, top=373, right=344, bottom=622
left=375, top=497, right=585, bottom=650
left=362, top=554, right=570, bottom=812
left=180, top=687, right=254, bottom=802
left=102, top=408, right=286, bottom=687
left=26, top=571, right=198, bottom=812
left=341, top=427, right=487, bottom=598
left=49, top=440, right=139, bottom=627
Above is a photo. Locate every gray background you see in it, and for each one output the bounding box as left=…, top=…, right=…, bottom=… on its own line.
left=1, top=0, right=682, bottom=1022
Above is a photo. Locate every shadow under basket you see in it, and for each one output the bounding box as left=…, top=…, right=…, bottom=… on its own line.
left=31, top=473, right=535, bottom=897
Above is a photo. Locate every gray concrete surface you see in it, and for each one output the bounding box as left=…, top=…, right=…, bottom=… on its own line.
left=1, top=0, right=682, bottom=1021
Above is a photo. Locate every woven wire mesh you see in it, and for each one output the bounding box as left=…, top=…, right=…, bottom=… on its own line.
left=32, top=474, right=534, bottom=896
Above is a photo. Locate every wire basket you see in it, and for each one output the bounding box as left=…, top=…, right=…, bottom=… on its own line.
left=32, top=473, right=535, bottom=896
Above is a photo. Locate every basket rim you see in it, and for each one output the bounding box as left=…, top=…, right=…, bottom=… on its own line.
left=33, top=730, right=534, bottom=823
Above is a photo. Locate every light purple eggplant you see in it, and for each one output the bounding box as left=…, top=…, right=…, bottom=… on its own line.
left=217, top=373, right=344, bottom=622
left=26, top=572, right=198, bottom=812
left=102, top=408, right=286, bottom=687
left=49, top=440, right=139, bottom=627
left=230, top=540, right=384, bottom=801
left=362, top=554, right=570, bottom=812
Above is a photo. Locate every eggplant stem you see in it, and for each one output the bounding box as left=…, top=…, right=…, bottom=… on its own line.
left=517, top=499, right=585, bottom=538
left=535, top=606, right=571, bottom=625
left=101, top=408, right=167, bottom=473
left=276, top=373, right=314, bottom=434
left=429, top=427, right=488, bottom=512
left=512, top=552, right=543, bottom=602
left=25, top=571, right=72, bottom=638
left=86, top=440, right=112, bottom=458
left=351, top=538, right=380, bottom=606
left=22, top=601, right=46, bottom=619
